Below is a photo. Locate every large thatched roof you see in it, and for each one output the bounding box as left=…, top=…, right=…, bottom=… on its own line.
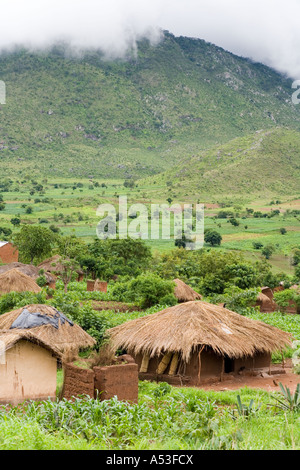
left=173, top=278, right=202, bottom=302
left=0, top=262, right=55, bottom=284
left=107, top=301, right=292, bottom=362
left=0, top=269, right=42, bottom=295
left=0, top=304, right=96, bottom=353
left=0, top=329, right=61, bottom=359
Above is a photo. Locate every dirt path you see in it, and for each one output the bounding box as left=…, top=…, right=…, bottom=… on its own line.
left=201, top=361, right=300, bottom=394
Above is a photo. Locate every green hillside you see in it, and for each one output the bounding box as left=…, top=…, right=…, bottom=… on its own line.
left=141, top=127, right=300, bottom=200
left=0, top=32, right=300, bottom=180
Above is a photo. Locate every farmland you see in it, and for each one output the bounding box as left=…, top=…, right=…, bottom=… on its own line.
left=0, top=176, right=299, bottom=274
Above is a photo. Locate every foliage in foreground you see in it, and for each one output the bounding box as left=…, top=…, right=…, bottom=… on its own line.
left=1, top=382, right=300, bottom=450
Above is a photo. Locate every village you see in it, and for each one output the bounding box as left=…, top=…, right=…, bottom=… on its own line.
left=0, top=2, right=300, bottom=451
left=0, top=239, right=299, bottom=412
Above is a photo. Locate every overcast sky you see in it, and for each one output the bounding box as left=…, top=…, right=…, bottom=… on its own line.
left=0, top=0, right=299, bottom=78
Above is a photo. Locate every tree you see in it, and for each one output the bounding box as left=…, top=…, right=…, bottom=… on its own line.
left=112, top=274, right=177, bottom=308
left=253, top=241, right=264, bottom=250
left=13, top=225, right=57, bottom=264
left=58, top=256, right=80, bottom=292
left=261, top=244, right=275, bottom=260
left=10, top=217, right=21, bottom=227
left=204, top=230, right=222, bottom=246
left=292, top=249, right=300, bottom=266
left=57, top=234, right=88, bottom=260
left=86, top=238, right=152, bottom=279
left=229, top=218, right=240, bottom=227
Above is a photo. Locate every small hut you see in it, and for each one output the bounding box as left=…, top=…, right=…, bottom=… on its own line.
left=261, top=286, right=274, bottom=301
left=37, top=255, right=84, bottom=281
left=173, top=278, right=202, bottom=303
left=0, top=330, right=61, bottom=405
left=255, top=292, right=277, bottom=313
left=0, top=304, right=96, bottom=355
left=0, top=262, right=55, bottom=285
left=107, top=301, right=292, bottom=386
left=0, top=241, right=19, bottom=264
left=0, top=269, right=42, bottom=295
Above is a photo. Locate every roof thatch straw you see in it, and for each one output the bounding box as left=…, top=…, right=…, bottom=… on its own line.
left=173, top=278, right=202, bottom=302
left=38, top=255, right=83, bottom=275
left=0, top=304, right=96, bottom=353
left=0, top=329, right=61, bottom=359
left=107, top=301, right=292, bottom=362
left=255, top=292, right=277, bottom=312
left=261, top=286, right=274, bottom=301
left=0, top=262, right=55, bottom=284
left=0, top=269, right=42, bottom=295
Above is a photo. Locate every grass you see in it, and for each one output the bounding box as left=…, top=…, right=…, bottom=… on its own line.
left=1, top=381, right=300, bottom=450
left=0, top=176, right=299, bottom=273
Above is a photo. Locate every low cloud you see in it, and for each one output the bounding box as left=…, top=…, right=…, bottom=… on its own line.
left=0, top=0, right=300, bottom=77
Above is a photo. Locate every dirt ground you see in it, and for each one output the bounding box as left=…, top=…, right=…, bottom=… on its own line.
left=88, top=301, right=141, bottom=312
left=201, top=360, right=300, bottom=394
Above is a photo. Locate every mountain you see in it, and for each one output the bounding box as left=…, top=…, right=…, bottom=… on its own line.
left=0, top=31, right=300, bottom=180
left=141, top=127, right=300, bottom=200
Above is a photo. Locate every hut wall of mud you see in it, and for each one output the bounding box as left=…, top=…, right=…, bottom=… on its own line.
left=61, top=362, right=138, bottom=403
left=0, top=243, right=19, bottom=264
left=134, top=348, right=272, bottom=386
left=94, top=363, right=138, bottom=402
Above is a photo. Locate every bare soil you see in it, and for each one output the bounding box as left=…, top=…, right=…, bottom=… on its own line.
left=201, top=360, right=300, bottom=393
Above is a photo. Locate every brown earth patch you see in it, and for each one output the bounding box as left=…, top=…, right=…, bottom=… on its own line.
left=200, top=361, right=300, bottom=394
left=90, top=301, right=142, bottom=312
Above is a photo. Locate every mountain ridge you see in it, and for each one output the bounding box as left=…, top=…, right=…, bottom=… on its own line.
left=0, top=31, right=299, bottom=180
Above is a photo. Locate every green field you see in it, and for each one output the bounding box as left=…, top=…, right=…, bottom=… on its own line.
left=0, top=176, right=299, bottom=274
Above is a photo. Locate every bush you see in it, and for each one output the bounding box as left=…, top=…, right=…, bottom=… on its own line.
left=112, top=274, right=177, bottom=309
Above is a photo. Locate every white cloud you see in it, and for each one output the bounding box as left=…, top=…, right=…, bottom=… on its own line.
left=0, top=0, right=300, bottom=77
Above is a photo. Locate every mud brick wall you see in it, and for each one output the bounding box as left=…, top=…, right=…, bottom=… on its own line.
left=61, top=363, right=95, bottom=401
left=86, top=280, right=95, bottom=292
left=0, top=243, right=19, bottom=263
left=94, top=363, right=138, bottom=403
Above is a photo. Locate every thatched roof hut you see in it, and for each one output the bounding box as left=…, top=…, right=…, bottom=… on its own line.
left=173, top=278, right=202, bottom=302
left=38, top=255, right=84, bottom=278
left=0, top=329, right=61, bottom=405
left=255, top=292, right=277, bottom=313
left=107, top=301, right=292, bottom=385
left=261, top=286, right=274, bottom=301
left=0, top=304, right=96, bottom=354
left=0, top=262, right=55, bottom=284
left=0, top=269, right=42, bottom=295
left=0, top=329, right=61, bottom=359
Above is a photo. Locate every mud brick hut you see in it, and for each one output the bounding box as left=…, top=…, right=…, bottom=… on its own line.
left=0, top=268, right=42, bottom=295
left=0, top=242, right=18, bottom=264
left=0, top=304, right=96, bottom=355
left=255, top=291, right=277, bottom=313
left=0, top=262, right=55, bottom=286
left=107, top=301, right=292, bottom=386
left=173, top=278, right=202, bottom=303
left=0, top=329, right=61, bottom=406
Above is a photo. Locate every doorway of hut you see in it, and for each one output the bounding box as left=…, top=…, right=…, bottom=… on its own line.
left=224, top=356, right=235, bottom=374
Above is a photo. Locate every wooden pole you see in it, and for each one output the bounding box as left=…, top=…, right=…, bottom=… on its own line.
left=169, top=353, right=179, bottom=376
left=157, top=352, right=173, bottom=375
left=197, top=346, right=205, bottom=386
left=140, top=354, right=150, bottom=373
